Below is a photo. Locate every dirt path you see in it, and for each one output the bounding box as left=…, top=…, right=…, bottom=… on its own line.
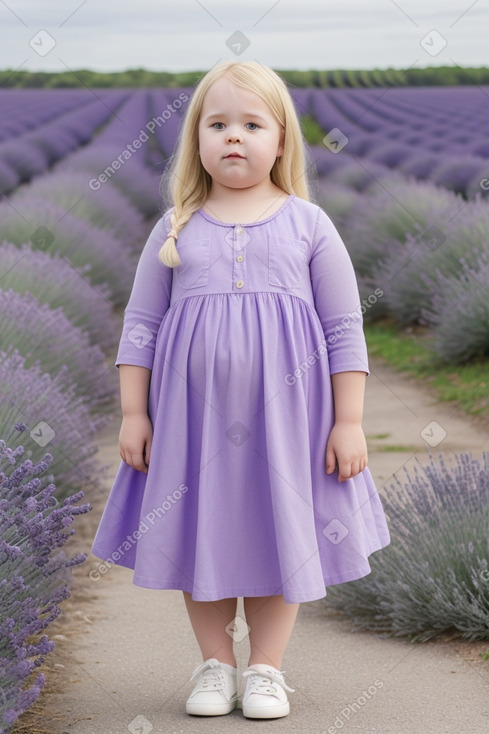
left=43, top=356, right=489, bottom=734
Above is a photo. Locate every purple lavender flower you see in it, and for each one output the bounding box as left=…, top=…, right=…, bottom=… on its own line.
left=0, top=349, right=111, bottom=498
left=0, top=160, right=20, bottom=195
left=0, top=88, right=127, bottom=194
left=324, top=451, right=489, bottom=641
left=0, top=141, right=49, bottom=182
left=421, top=252, right=489, bottom=362
left=398, top=153, right=442, bottom=180
left=431, top=155, right=487, bottom=196
left=366, top=141, right=413, bottom=168
left=0, top=241, right=118, bottom=346
left=23, top=92, right=126, bottom=165
left=11, top=171, right=144, bottom=248
left=1, top=428, right=91, bottom=728
left=380, top=191, right=489, bottom=329
left=57, top=144, right=161, bottom=217
left=0, top=288, right=117, bottom=411
left=0, top=196, right=139, bottom=305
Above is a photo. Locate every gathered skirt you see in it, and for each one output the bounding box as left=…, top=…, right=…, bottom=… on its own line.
left=92, top=291, right=390, bottom=603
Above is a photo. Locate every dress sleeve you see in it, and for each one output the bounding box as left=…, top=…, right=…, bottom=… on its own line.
left=309, top=206, right=370, bottom=376
left=115, top=213, right=173, bottom=370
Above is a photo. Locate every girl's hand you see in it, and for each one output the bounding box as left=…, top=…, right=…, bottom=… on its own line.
left=119, top=413, right=153, bottom=474
left=325, top=422, right=368, bottom=482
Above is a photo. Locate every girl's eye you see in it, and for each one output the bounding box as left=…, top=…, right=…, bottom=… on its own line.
left=245, top=122, right=259, bottom=130
left=212, top=122, right=225, bottom=129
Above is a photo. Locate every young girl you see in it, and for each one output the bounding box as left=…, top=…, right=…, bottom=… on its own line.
left=92, top=60, right=390, bottom=720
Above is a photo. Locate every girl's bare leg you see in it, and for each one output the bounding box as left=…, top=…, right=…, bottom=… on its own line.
left=244, top=595, right=300, bottom=669
left=183, top=591, right=238, bottom=666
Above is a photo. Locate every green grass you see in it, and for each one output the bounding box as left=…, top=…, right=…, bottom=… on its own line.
left=7, top=65, right=489, bottom=89
left=377, top=444, right=420, bottom=452
left=366, top=433, right=418, bottom=452
left=365, top=321, right=489, bottom=419
left=300, top=115, right=325, bottom=145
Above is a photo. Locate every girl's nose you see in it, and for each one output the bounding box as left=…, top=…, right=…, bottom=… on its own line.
left=226, top=131, right=242, bottom=143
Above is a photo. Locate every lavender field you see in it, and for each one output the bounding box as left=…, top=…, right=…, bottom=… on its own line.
left=1, top=83, right=489, bottom=728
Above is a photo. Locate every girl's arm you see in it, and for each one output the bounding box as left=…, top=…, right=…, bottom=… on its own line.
left=115, top=214, right=173, bottom=474
left=308, top=206, right=372, bottom=482
left=115, top=214, right=173, bottom=371
left=119, top=364, right=151, bottom=416
left=118, top=364, right=153, bottom=474
left=326, top=370, right=368, bottom=482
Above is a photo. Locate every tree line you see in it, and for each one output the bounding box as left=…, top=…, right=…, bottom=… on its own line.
left=1, top=65, right=488, bottom=89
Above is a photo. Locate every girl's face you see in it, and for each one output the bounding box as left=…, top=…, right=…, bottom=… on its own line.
left=198, top=77, right=284, bottom=193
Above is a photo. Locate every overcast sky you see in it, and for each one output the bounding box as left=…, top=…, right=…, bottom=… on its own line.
left=1, top=0, right=488, bottom=73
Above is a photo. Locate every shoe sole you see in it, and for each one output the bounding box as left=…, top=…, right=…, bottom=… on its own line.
left=242, top=701, right=290, bottom=719
left=186, top=700, right=237, bottom=716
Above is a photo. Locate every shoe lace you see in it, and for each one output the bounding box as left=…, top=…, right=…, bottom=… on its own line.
left=242, top=668, right=295, bottom=693
left=189, top=659, right=226, bottom=689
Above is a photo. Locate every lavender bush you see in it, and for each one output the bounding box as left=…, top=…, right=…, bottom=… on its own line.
left=0, top=422, right=91, bottom=732
left=421, top=252, right=489, bottom=362
left=471, top=140, right=489, bottom=158
left=0, top=89, right=104, bottom=143
left=324, top=154, right=403, bottom=193
left=56, top=145, right=161, bottom=218
left=338, top=178, right=461, bottom=281
left=0, top=289, right=115, bottom=413
left=0, top=161, right=20, bottom=196
left=26, top=128, right=79, bottom=165
left=431, top=155, right=488, bottom=196
left=466, top=168, right=489, bottom=201
left=398, top=152, right=443, bottom=181
left=0, top=90, right=126, bottom=188
left=315, top=180, right=364, bottom=231
left=366, top=141, right=413, bottom=168
left=0, top=352, right=111, bottom=500
left=301, top=87, right=488, bottom=197
left=345, top=133, right=382, bottom=157
left=147, top=90, right=187, bottom=159
left=24, top=94, right=125, bottom=166
left=324, top=452, right=489, bottom=641
left=0, top=198, right=138, bottom=306
left=11, top=172, right=144, bottom=248
left=0, top=141, right=49, bottom=184
left=92, top=89, right=151, bottom=151
left=0, top=241, right=119, bottom=348
left=380, top=196, right=489, bottom=327
left=309, top=145, right=352, bottom=178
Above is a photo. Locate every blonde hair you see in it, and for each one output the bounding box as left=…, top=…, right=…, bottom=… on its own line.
left=158, top=60, right=312, bottom=267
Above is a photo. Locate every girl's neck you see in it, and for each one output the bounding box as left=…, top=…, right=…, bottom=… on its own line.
left=203, top=182, right=289, bottom=224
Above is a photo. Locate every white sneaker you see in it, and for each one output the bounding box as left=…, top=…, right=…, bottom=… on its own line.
left=242, top=663, right=295, bottom=719
left=186, top=658, right=238, bottom=716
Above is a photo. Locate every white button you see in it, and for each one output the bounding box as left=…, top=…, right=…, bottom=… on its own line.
left=236, top=280, right=244, bottom=288
left=236, top=226, right=244, bottom=235
left=236, top=255, right=244, bottom=262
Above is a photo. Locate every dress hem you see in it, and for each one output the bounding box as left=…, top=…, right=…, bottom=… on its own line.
left=91, top=535, right=390, bottom=603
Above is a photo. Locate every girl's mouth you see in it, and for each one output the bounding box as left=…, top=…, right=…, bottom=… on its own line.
left=225, top=153, right=244, bottom=158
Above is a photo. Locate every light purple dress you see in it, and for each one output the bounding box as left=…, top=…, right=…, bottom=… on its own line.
left=91, top=195, right=390, bottom=603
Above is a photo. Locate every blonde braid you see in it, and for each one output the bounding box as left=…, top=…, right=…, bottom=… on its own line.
left=158, top=205, right=197, bottom=267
